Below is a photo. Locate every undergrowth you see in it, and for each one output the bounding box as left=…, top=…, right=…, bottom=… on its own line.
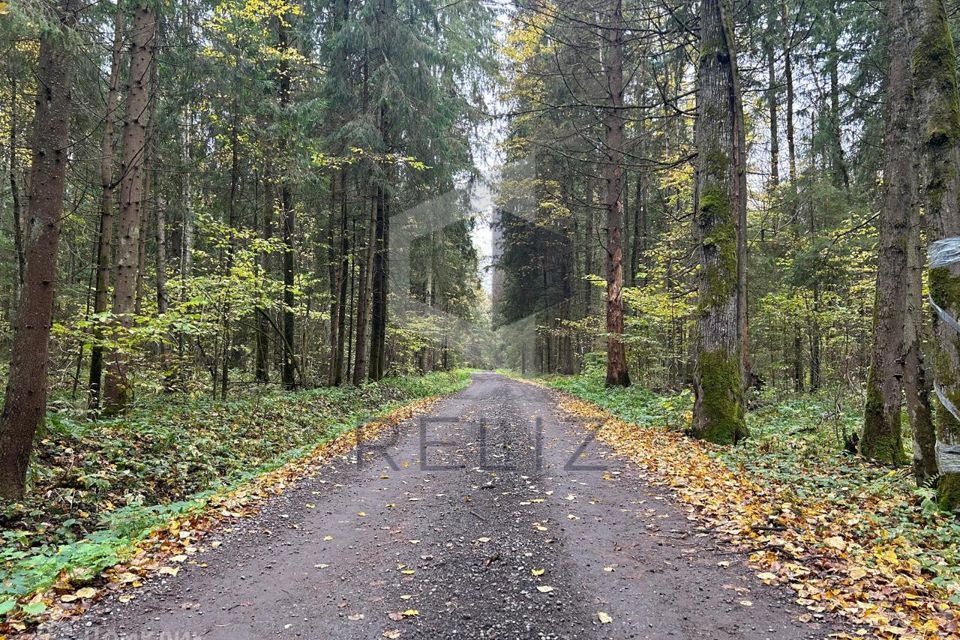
left=535, top=372, right=960, bottom=601
left=0, top=370, right=471, bottom=616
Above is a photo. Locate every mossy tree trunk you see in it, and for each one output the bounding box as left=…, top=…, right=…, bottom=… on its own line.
left=914, top=0, right=960, bottom=509
left=691, top=0, right=747, bottom=444
left=861, top=0, right=916, bottom=467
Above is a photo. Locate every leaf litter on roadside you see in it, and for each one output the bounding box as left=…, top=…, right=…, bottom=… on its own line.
left=551, top=390, right=960, bottom=640
left=0, top=395, right=447, bottom=636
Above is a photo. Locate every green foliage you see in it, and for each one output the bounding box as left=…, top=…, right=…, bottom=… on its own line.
left=0, top=370, right=470, bottom=615
left=542, top=373, right=693, bottom=431
left=541, top=372, right=960, bottom=597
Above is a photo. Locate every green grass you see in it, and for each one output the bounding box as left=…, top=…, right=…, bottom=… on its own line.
left=0, top=370, right=471, bottom=618
left=528, top=371, right=960, bottom=600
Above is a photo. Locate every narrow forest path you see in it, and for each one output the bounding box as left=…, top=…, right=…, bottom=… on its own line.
left=48, top=374, right=840, bottom=640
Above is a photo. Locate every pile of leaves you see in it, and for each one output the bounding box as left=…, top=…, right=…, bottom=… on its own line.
left=536, top=374, right=960, bottom=639
left=0, top=370, right=471, bottom=624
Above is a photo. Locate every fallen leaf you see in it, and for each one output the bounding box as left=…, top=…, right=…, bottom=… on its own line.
left=824, top=536, right=846, bottom=551
left=848, top=566, right=868, bottom=580
left=597, top=611, right=613, bottom=624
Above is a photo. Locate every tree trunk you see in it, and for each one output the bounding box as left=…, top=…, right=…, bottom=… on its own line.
left=134, top=139, right=152, bottom=317
left=631, top=171, right=646, bottom=286
left=781, top=0, right=798, bottom=184
left=256, top=166, right=274, bottom=384
left=584, top=176, right=595, bottom=318
left=178, top=107, right=195, bottom=382
left=827, top=14, right=850, bottom=191
left=793, top=322, right=804, bottom=392
left=220, top=70, right=241, bottom=400
left=765, top=8, right=780, bottom=191
left=103, top=2, right=156, bottom=413
left=327, top=170, right=341, bottom=385
left=333, top=173, right=350, bottom=385
left=691, top=0, right=747, bottom=444
left=369, top=183, right=388, bottom=381
left=277, top=16, right=297, bottom=390
left=914, top=0, right=960, bottom=510
left=7, top=74, right=24, bottom=303
left=0, top=0, right=79, bottom=499
left=905, top=208, right=937, bottom=483
left=88, top=2, right=125, bottom=411
left=353, top=195, right=375, bottom=385
left=860, top=0, right=915, bottom=466
left=602, top=0, right=630, bottom=387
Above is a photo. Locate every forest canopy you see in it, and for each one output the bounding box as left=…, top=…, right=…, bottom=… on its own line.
left=3, top=0, right=960, bottom=583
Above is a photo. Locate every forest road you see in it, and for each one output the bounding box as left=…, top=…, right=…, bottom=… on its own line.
left=48, top=373, right=841, bottom=640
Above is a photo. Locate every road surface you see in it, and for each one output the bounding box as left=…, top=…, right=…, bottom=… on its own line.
left=48, top=373, right=838, bottom=640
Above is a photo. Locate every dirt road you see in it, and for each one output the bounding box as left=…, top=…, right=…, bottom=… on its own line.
left=49, top=373, right=838, bottom=639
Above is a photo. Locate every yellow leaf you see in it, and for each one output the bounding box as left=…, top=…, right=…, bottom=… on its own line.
left=824, top=536, right=847, bottom=551
left=401, top=609, right=419, bottom=617
left=597, top=611, right=613, bottom=624
left=531, top=568, right=545, bottom=576
left=849, top=567, right=868, bottom=580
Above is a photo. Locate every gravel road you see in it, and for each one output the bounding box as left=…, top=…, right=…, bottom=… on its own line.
left=47, top=373, right=840, bottom=640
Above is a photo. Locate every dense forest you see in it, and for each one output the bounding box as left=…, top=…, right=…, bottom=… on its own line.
left=3, top=0, right=960, bottom=493
left=492, top=0, right=960, bottom=510
left=0, top=0, right=497, bottom=494
left=7, top=0, right=960, bottom=633
left=2, top=0, right=960, bottom=491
